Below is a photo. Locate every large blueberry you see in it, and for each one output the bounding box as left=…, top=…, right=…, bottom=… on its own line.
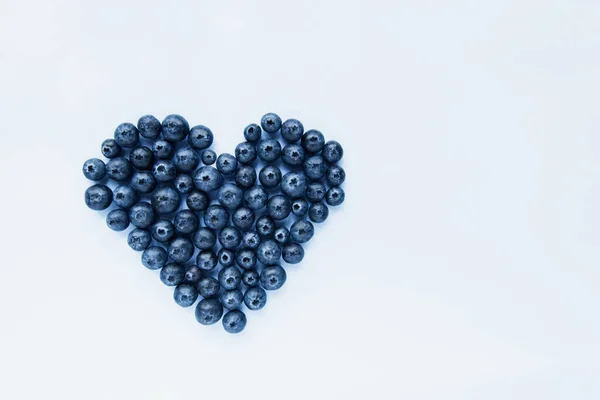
left=232, top=207, right=255, bottom=231
left=219, top=266, right=242, bottom=290
left=244, top=287, right=267, bottom=310
left=244, top=123, right=262, bottom=142
left=303, top=155, right=326, bottom=180
left=173, top=147, right=200, bottom=173
left=235, top=249, right=256, bottom=270
left=83, top=158, right=106, bottom=181
left=114, top=122, right=139, bottom=148
left=257, top=240, right=281, bottom=265
left=106, top=157, right=133, bottom=182
left=101, top=138, right=121, bottom=159
left=151, top=219, right=176, bottom=242
left=220, top=290, right=243, bottom=310
left=197, top=276, right=220, bottom=298
left=128, top=202, right=155, bottom=228
left=242, top=269, right=260, bottom=287
left=196, top=250, right=218, bottom=271
left=326, top=165, right=345, bottom=187
left=129, top=146, right=154, bottom=170
left=216, top=153, right=238, bottom=176
left=218, top=226, right=242, bottom=250
left=204, top=205, right=229, bottom=230
left=256, top=215, right=275, bottom=238
left=235, top=142, right=257, bottom=165
left=173, top=174, right=194, bottom=194
left=130, top=171, right=157, bottom=194
left=174, top=283, right=198, bottom=307
left=85, top=184, right=112, bottom=210
left=192, top=227, right=216, bottom=250
left=160, top=263, right=186, bottom=286
left=258, top=165, right=282, bottom=189
left=267, top=194, right=291, bottom=220
left=186, top=190, right=209, bottom=212
left=241, top=231, right=260, bottom=250
left=162, top=114, right=189, bottom=142
left=219, top=248, right=235, bottom=266
left=235, top=165, right=257, bottom=189
left=201, top=149, right=217, bottom=165
left=257, top=139, right=282, bottom=163
left=306, top=181, right=326, bottom=203
left=174, top=210, right=199, bottom=235
left=326, top=187, right=345, bottom=206
left=151, top=187, right=180, bottom=215
left=261, top=113, right=282, bottom=134
left=282, top=143, right=305, bottom=167
left=244, top=186, right=268, bottom=210
left=322, top=140, right=343, bottom=164
left=280, top=118, right=304, bottom=142
left=193, top=166, right=224, bottom=192
left=184, top=265, right=203, bottom=284
left=309, top=202, right=329, bottom=223
left=106, top=209, right=129, bottom=231
left=218, top=183, right=244, bottom=210
left=142, top=246, right=168, bottom=270
left=290, top=220, right=314, bottom=243
left=291, top=198, right=309, bottom=217
left=137, top=115, right=161, bottom=139
left=152, top=140, right=174, bottom=160
left=153, top=160, right=177, bottom=183
left=128, top=229, right=151, bottom=251
left=188, top=125, right=213, bottom=150
left=280, top=171, right=307, bottom=198
left=195, top=298, right=223, bottom=325
left=260, top=265, right=287, bottom=291
left=301, top=129, right=325, bottom=153
left=222, top=310, right=247, bottom=334
left=282, top=242, right=304, bottom=264
left=168, top=237, right=194, bottom=263
left=113, top=185, right=138, bottom=209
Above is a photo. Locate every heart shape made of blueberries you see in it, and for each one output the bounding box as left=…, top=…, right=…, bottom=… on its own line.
left=83, top=113, right=345, bottom=334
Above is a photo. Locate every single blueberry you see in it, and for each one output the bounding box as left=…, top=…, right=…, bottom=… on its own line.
left=130, top=171, right=157, bottom=194
left=274, top=226, right=290, bottom=245
left=160, top=263, right=186, bottom=286
left=188, top=125, right=213, bottom=150
left=218, top=183, right=244, bottom=210
left=220, top=290, right=243, bottom=310
left=137, top=115, right=162, bottom=139
left=258, top=165, right=282, bottom=189
left=197, top=276, right=220, bottom=298
left=152, top=140, right=174, bottom=160
left=326, top=187, right=345, bottom=206
left=195, top=298, right=223, bottom=325
left=173, top=174, right=194, bottom=194
left=282, top=242, right=304, bottom=264
left=174, top=282, right=199, bottom=307
left=106, top=209, right=129, bottom=231
left=106, top=157, right=133, bottom=182
left=309, top=201, right=329, bottom=223
left=257, top=139, right=282, bottom=163
left=326, top=165, right=345, bottom=187
left=204, top=205, right=229, bottom=230
left=129, top=146, right=154, bottom=170
left=113, top=185, right=138, bottom=209
left=129, top=202, right=155, bottom=229
left=244, top=286, right=267, bottom=310
left=162, top=114, right=189, bottom=142
left=218, top=248, right=236, bottom=267
left=222, top=310, right=247, bottom=334
left=202, top=149, right=217, bottom=165
left=235, top=142, right=257, bottom=165
left=83, top=158, right=106, bottom=181
left=256, top=215, right=276, bottom=238
left=267, top=194, right=291, bottom=220
left=186, top=190, right=209, bottom=212
left=114, top=122, right=139, bottom=148
left=261, top=113, right=282, bottom=134
left=196, top=250, right=218, bottom=271
left=280, top=171, right=308, bottom=199
left=303, top=155, right=327, bottom=180
left=257, top=240, right=281, bottom=265
left=128, top=229, right=151, bottom=251
left=235, top=249, right=256, bottom=270
left=193, top=166, right=224, bottom=192
left=290, top=220, right=314, bottom=243
left=306, top=181, right=326, bottom=203
left=301, top=129, right=325, bottom=153
left=282, top=143, right=305, bottom=167
left=219, top=265, right=242, bottom=290
left=235, top=165, right=257, bottom=189
left=323, top=140, right=344, bottom=164
left=173, top=147, right=200, bottom=173
left=85, top=184, right=113, bottom=210
left=244, top=123, right=262, bottom=142
left=193, top=227, right=217, bottom=250
left=174, top=210, right=199, bottom=235
left=168, top=237, right=194, bottom=263
left=281, top=118, right=304, bottom=142
left=291, top=198, right=309, bottom=217
left=244, top=186, right=268, bottom=210
left=216, top=153, right=238, bottom=176
left=260, top=265, right=287, bottom=291
left=218, top=226, right=242, bottom=250
left=152, top=160, right=177, bottom=183
left=232, top=207, right=255, bottom=231
left=151, top=219, right=176, bottom=242
left=242, top=269, right=260, bottom=287
left=142, top=246, right=168, bottom=270
left=101, top=138, right=121, bottom=159
left=184, top=265, right=203, bottom=283
left=241, top=231, right=260, bottom=250
left=151, top=187, right=180, bottom=215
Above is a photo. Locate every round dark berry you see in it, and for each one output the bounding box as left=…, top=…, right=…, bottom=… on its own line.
left=174, top=282, right=198, bottom=307
left=257, top=139, right=282, bottom=163
left=184, top=265, right=203, bottom=283
left=193, top=166, right=224, bottom=192
left=113, top=185, right=138, bottom=209
left=128, top=228, right=151, bottom=251
left=282, top=242, right=304, bottom=264
left=291, top=198, right=309, bottom=217
left=326, top=187, right=345, bottom=206
left=188, top=125, right=213, bottom=150
left=244, top=287, right=267, bottom=310
left=244, top=123, right=262, bottom=142
left=267, top=194, right=291, bottom=220
left=219, top=226, right=242, bottom=250
left=196, top=250, right=218, bottom=271
left=256, top=215, right=276, bottom=238
left=306, top=181, right=326, bottom=203
left=204, top=205, right=229, bottom=230
left=83, top=158, right=106, bottom=181
left=161, top=263, right=186, bottom=286
left=114, top=122, right=139, bottom=148
left=151, top=219, right=176, bottom=243
left=174, top=210, right=199, bottom=235
left=260, top=265, right=287, bottom=291
left=219, top=266, right=242, bottom=290
left=142, top=246, right=168, bottom=270
left=137, top=115, right=161, bottom=139
left=281, top=118, right=304, bottom=142
left=235, top=165, right=257, bottom=189
left=232, top=207, right=255, bottom=231
left=193, top=227, right=216, bottom=250
left=290, top=220, right=314, bottom=243
left=161, top=114, right=189, bottom=142
left=323, top=140, right=343, bottom=163
left=309, top=202, right=329, bottom=223
left=106, top=209, right=129, bottom=231
left=282, top=143, right=305, bottom=167
left=235, top=142, right=257, bottom=164
left=218, top=248, right=235, bottom=266
left=130, top=171, right=157, bottom=194
left=244, top=186, right=268, bottom=210
left=242, top=269, right=260, bottom=287
left=151, top=187, right=180, bottom=215
left=129, top=202, right=155, bottom=228
left=106, top=157, right=133, bottom=182
left=216, top=153, right=238, bottom=176
left=235, top=249, right=256, bottom=270
left=129, top=146, right=154, bottom=170
left=85, top=184, right=112, bottom=210
left=241, top=231, right=260, bottom=250
left=220, top=290, right=243, bottom=310
left=303, top=155, right=327, bottom=180
left=201, top=149, right=217, bottom=165
left=261, top=113, right=282, bottom=133
left=197, top=276, right=220, bottom=298
left=173, top=147, right=200, bottom=173
left=326, top=165, right=345, bottom=187
left=258, top=165, right=282, bottom=189
left=173, top=174, right=194, bottom=194
left=301, top=129, right=325, bottom=153
left=218, top=183, right=244, bottom=210
left=101, top=138, right=121, bottom=159
left=153, top=160, right=177, bottom=183
left=186, top=190, right=209, bottom=212
left=257, top=239, right=281, bottom=265
left=195, top=298, right=223, bottom=325
left=274, top=227, right=290, bottom=245
left=168, top=237, right=194, bottom=263
left=222, top=310, right=247, bottom=334
left=280, top=171, right=307, bottom=199
left=152, top=140, right=174, bottom=160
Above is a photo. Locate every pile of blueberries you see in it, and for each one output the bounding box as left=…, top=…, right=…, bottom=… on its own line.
left=83, top=113, right=345, bottom=334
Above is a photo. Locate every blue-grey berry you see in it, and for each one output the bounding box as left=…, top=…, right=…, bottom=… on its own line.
left=301, top=129, right=325, bottom=153
left=220, top=290, right=243, bottom=310
left=114, top=122, right=139, bottom=148
left=186, top=190, right=209, bottom=212
left=129, top=202, right=155, bottom=228
left=202, top=149, right=217, bottom=165
left=106, top=157, right=133, bottom=182
left=161, top=263, right=185, bottom=286
left=242, top=270, right=259, bottom=287
left=274, top=227, right=290, bottom=245
left=129, top=146, right=154, bottom=170
left=173, top=147, right=200, bottom=173
left=309, top=201, right=329, bottom=223
left=281, top=118, right=304, bottom=142
left=257, top=240, right=281, bottom=265
left=290, top=220, right=314, bottom=243
left=282, top=143, right=305, bottom=167
left=152, top=140, right=174, bottom=160
left=130, top=171, right=157, bottom=194
left=306, top=181, right=326, bottom=203
left=291, top=198, right=309, bottom=217
left=174, top=210, right=199, bottom=235
left=303, top=155, right=326, bottom=180
left=193, top=227, right=216, bottom=250
left=151, top=187, right=180, bottom=215
left=267, top=194, right=291, bottom=220
left=241, top=231, right=260, bottom=250
left=235, top=142, right=257, bottom=164
left=257, top=139, right=282, bottom=163
left=219, top=266, right=242, bottom=290
left=196, top=250, right=218, bottom=271
left=218, top=183, right=244, bottom=210
left=174, top=283, right=198, bottom=307
left=326, top=187, right=345, bottom=206
left=162, top=114, right=189, bottom=142
left=173, top=174, right=194, bottom=194
left=153, top=160, right=177, bottom=183
left=261, top=113, right=282, bottom=133
left=219, top=226, right=242, bottom=250
left=222, top=310, right=247, bottom=334
left=232, top=207, right=255, bottom=231
left=113, top=185, right=138, bottom=208
left=244, top=123, right=262, bottom=142
left=282, top=242, right=304, bottom=264
left=197, top=276, right=220, bottom=298
left=256, top=215, right=276, bottom=238
left=137, top=115, right=161, bottom=139
left=260, top=265, right=286, bottom=291
left=258, top=165, right=282, bottom=189
left=195, top=298, right=223, bottom=325
left=244, top=287, right=267, bottom=310
left=83, top=158, right=106, bottom=181
left=216, top=153, right=238, bottom=176
left=184, top=265, right=203, bottom=283
left=219, top=248, right=235, bottom=266
left=128, top=228, right=151, bottom=251
left=204, top=205, right=229, bottom=230
left=193, top=166, right=224, bottom=192
left=235, top=249, right=256, bottom=270
left=142, top=246, right=168, bottom=270
left=168, top=237, right=194, bottom=263
left=151, top=219, right=176, bottom=242
left=280, top=171, right=307, bottom=199
left=244, top=186, right=268, bottom=210
left=85, top=184, right=112, bottom=210
left=101, top=139, right=121, bottom=159
left=188, top=125, right=213, bottom=150
left=326, top=165, right=345, bottom=187
left=235, top=165, right=257, bottom=189
left=106, top=209, right=129, bottom=231
left=323, top=140, right=343, bottom=163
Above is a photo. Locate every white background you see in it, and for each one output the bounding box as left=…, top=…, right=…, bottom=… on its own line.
left=1, top=1, right=599, bottom=399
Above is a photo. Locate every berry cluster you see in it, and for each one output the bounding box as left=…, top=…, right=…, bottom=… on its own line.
left=83, top=113, right=345, bottom=334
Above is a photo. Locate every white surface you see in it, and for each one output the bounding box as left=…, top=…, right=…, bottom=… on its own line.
left=1, top=1, right=599, bottom=399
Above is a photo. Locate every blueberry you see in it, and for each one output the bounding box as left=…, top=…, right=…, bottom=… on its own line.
left=257, top=139, right=282, bottom=163
left=303, top=155, right=327, bottom=180
left=280, top=118, right=304, bottom=142
left=219, top=248, right=236, bottom=266
left=130, top=171, right=157, bottom=194
left=244, top=186, right=268, bottom=210
left=306, top=181, right=326, bottom=203
left=83, top=158, right=106, bottom=181
left=219, top=266, right=242, bottom=290
left=173, top=174, right=194, bottom=194
left=113, top=185, right=138, bottom=209
left=242, top=269, right=260, bottom=287
left=152, top=140, right=174, bottom=160
left=197, top=276, right=220, bottom=298
left=188, top=125, right=213, bottom=150
left=309, top=202, right=329, bottom=223
left=151, top=219, right=176, bottom=242
left=235, top=165, right=257, bottom=189
left=282, top=143, right=305, bottom=167
left=323, top=140, right=343, bottom=163
left=114, top=122, right=139, bottom=148
left=162, top=114, right=189, bottom=142
left=129, top=202, right=155, bottom=228
left=137, top=115, right=162, bottom=139
left=153, top=160, right=177, bottom=183
left=326, top=165, right=345, bottom=187
left=174, top=282, right=198, bottom=307
left=235, top=249, right=256, bottom=270
left=280, top=171, right=307, bottom=199
left=222, top=310, right=247, bottom=334
left=282, top=242, right=304, bottom=264
left=128, top=229, right=151, bottom=251
left=106, top=157, right=133, bottom=182
left=244, top=287, right=267, bottom=310
left=204, top=205, right=229, bottom=230
left=174, top=210, right=199, bottom=235
left=291, top=198, right=309, bottom=217
left=160, top=263, right=186, bottom=286
left=101, top=139, right=121, bottom=159
left=290, top=220, right=314, bottom=243
left=193, top=166, right=224, bottom=192
left=196, top=250, right=218, bottom=271
left=193, top=227, right=216, bottom=250
left=184, top=265, right=203, bottom=283
left=129, top=146, right=154, bottom=170
left=216, top=153, right=238, bottom=176
left=186, top=190, right=209, bottom=212
left=168, top=237, right=194, bottom=262
left=257, top=240, right=281, bottom=265
left=195, top=298, right=223, bottom=325
left=106, top=209, right=129, bottom=231
left=241, top=231, right=260, bottom=250
left=235, top=142, right=257, bottom=164
left=274, top=227, right=290, bottom=245
left=267, top=194, right=291, bottom=220
left=220, top=290, right=243, bottom=310
left=216, top=183, right=243, bottom=210
left=232, top=207, right=255, bottom=231
left=85, top=184, right=112, bottom=210
left=244, top=123, right=262, bottom=142
left=173, top=147, right=200, bottom=173
left=142, top=246, right=168, bottom=270
left=151, top=187, right=180, bottom=215
left=202, top=149, right=217, bottom=165
left=256, top=215, right=276, bottom=238
left=301, top=129, right=325, bottom=153
left=218, top=226, right=242, bottom=249
left=260, top=265, right=287, bottom=291
left=261, top=113, right=282, bottom=133
left=326, top=187, right=345, bottom=206
left=258, top=165, right=282, bottom=189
